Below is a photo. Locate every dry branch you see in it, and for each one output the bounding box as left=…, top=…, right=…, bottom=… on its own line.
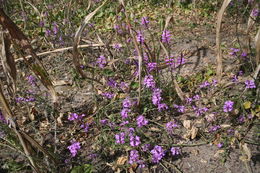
left=216, top=0, right=231, bottom=81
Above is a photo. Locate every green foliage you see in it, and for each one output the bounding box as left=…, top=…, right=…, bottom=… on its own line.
left=70, top=164, right=93, bottom=173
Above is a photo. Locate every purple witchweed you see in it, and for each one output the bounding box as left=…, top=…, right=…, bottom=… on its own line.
left=165, top=121, right=178, bottom=133
left=152, top=88, right=162, bottom=105
left=158, top=103, right=168, bottom=112
left=151, top=145, right=165, bottom=163
left=141, top=17, right=149, bottom=27
left=208, top=125, right=221, bottom=132
left=217, top=143, right=223, bottom=148
left=245, top=80, right=256, bottom=89
left=121, top=108, right=130, bottom=119
left=115, top=132, right=125, bottom=144
left=101, top=92, right=114, bottom=99
left=122, top=98, right=132, bottom=108
left=251, top=8, right=259, bottom=17
left=143, top=75, right=156, bottom=89
left=161, top=30, right=171, bottom=43
left=171, top=147, right=181, bottom=156
left=130, top=135, right=141, bottom=147
left=147, top=62, right=157, bottom=72
left=230, top=48, right=240, bottom=56
left=136, top=31, right=145, bottom=44
left=199, top=81, right=211, bottom=88
left=67, top=141, right=81, bottom=157
left=223, top=101, right=234, bottom=112
left=129, top=150, right=139, bottom=164
left=173, top=104, right=185, bottom=113
left=96, top=55, right=107, bottom=68
left=142, top=144, right=151, bottom=152
left=136, top=115, right=148, bottom=127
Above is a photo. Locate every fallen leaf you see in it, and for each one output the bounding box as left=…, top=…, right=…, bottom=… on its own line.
left=183, top=120, right=192, bottom=129
left=116, top=156, right=128, bottom=166
left=191, top=126, right=198, bottom=139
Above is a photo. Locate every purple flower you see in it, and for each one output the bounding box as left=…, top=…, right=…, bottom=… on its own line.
left=208, top=125, right=221, bottom=132
left=45, top=29, right=51, bottom=37
left=193, top=94, right=200, bottom=101
left=107, top=78, right=117, bottom=88
left=186, top=97, right=193, bottom=104
left=241, top=52, right=247, bottom=57
left=100, top=119, right=109, bottom=126
left=217, top=143, right=223, bottom=148
left=151, top=145, right=165, bottom=163
left=119, top=82, right=129, bottom=92
left=161, top=30, right=171, bottom=43
left=165, top=121, right=178, bottom=133
left=171, top=147, right=181, bottom=156
left=251, top=8, right=259, bottom=17
left=96, top=55, right=107, bottom=68
left=143, top=75, right=156, bottom=88
left=52, top=22, right=59, bottom=35
left=147, top=62, right=157, bottom=72
left=230, top=48, right=240, bottom=56
left=232, top=75, right=238, bottom=82
left=223, top=101, right=234, bottom=112
left=129, top=150, right=139, bottom=164
left=101, top=92, right=114, bottom=99
left=136, top=115, right=148, bottom=127
left=200, top=81, right=211, bottom=88
left=27, top=75, right=37, bottom=86
left=238, top=115, right=245, bottom=123
left=142, top=144, right=151, bottom=152
left=68, top=113, right=79, bottom=121
left=113, top=43, right=122, bottom=51
left=121, top=108, right=130, bottom=119
left=193, top=106, right=208, bottom=116
left=120, top=120, right=129, bottom=126
left=115, top=132, right=125, bottom=144
left=136, top=31, right=145, bottom=44
left=173, top=104, right=185, bottom=113
left=67, top=142, right=81, bottom=157
left=245, top=80, right=256, bottom=89
left=122, top=98, right=132, bottom=108
left=80, top=123, right=90, bottom=132
left=141, top=17, right=149, bottom=27
left=158, top=103, right=168, bottom=112
left=130, top=135, right=141, bottom=147
left=39, top=20, right=44, bottom=27
left=152, top=88, right=162, bottom=105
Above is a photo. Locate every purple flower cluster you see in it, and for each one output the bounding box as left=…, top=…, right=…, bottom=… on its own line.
left=151, top=145, right=165, bottom=163
left=137, top=31, right=145, bottom=44
left=223, top=100, right=234, bottom=112
left=143, top=75, right=156, bottom=88
left=27, top=75, right=37, bottom=86
left=96, top=55, right=107, bottom=68
left=161, top=30, right=171, bottom=43
left=192, top=106, right=208, bottom=116
left=173, top=104, right=185, bottom=113
left=101, top=92, right=115, bottom=99
left=165, top=121, right=178, bottom=133
left=230, top=48, right=240, bottom=56
left=251, top=8, right=259, bottom=17
left=67, top=142, right=81, bottom=157
left=245, top=80, right=256, bottom=89
left=136, top=115, right=148, bottom=127
left=115, top=132, right=126, bottom=144
left=141, top=17, right=149, bottom=27
left=129, top=150, right=139, bottom=164
left=208, top=125, right=221, bottom=133
left=130, top=135, right=141, bottom=147
left=147, top=62, right=157, bottom=72
left=16, top=96, right=36, bottom=103
left=68, top=113, right=85, bottom=121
